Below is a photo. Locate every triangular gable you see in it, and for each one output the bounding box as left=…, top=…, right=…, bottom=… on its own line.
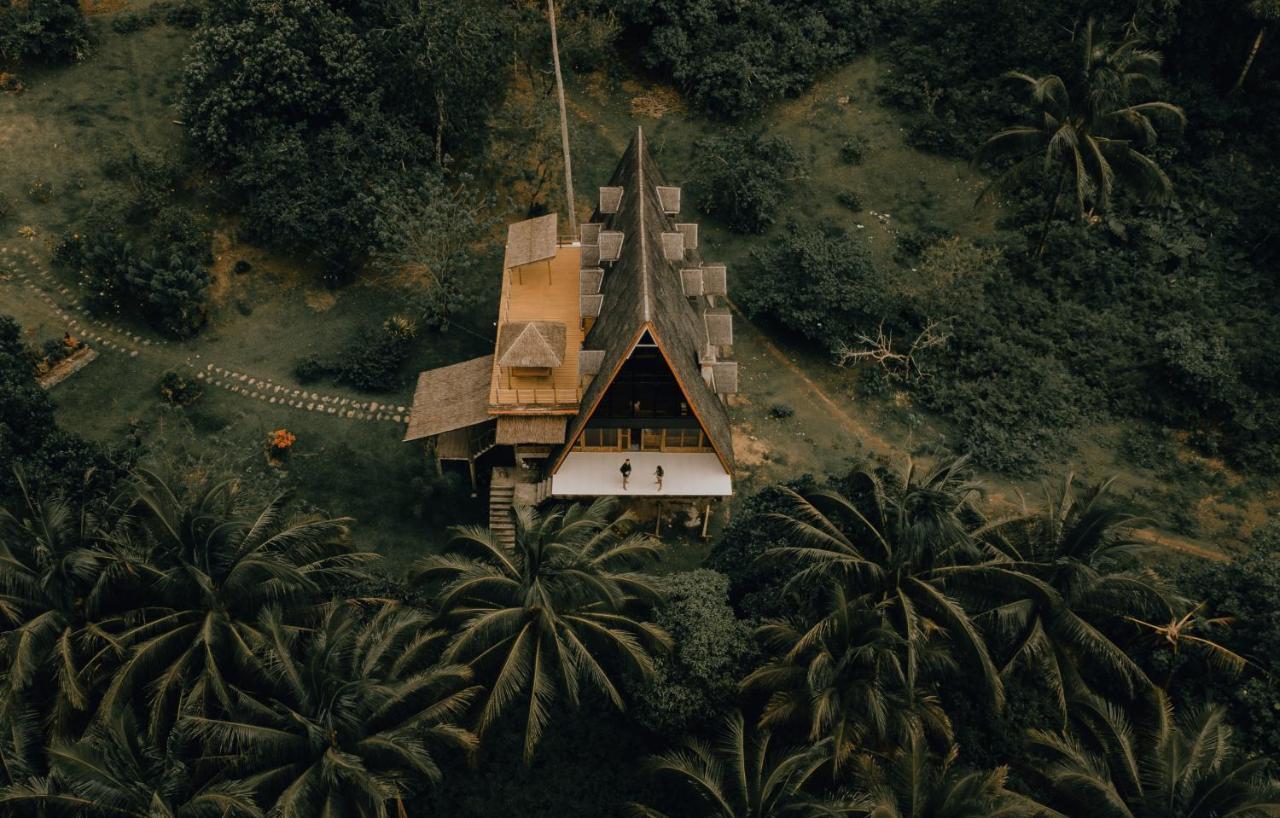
left=549, top=322, right=733, bottom=474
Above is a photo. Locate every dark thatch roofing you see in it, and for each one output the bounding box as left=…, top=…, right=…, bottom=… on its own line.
left=497, top=321, right=566, bottom=369
left=404, top=355, right=494, bottom=441
left=550, top=128, right=735, bottom=473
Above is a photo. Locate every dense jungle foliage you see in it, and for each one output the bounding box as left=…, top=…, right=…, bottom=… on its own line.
left=2, top=0, right=1279, bottom=815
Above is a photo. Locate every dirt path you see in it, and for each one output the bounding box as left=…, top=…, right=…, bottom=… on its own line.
left=0, top=245, right=413, bottom=425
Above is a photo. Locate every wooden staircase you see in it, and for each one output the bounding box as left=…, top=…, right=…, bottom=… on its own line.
left=489, top=473, right=516, bottom=550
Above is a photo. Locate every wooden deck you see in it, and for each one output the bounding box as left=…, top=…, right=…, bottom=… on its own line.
left=490, top=244, right=583, bottom=412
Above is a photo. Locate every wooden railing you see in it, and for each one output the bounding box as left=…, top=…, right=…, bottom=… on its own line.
left=494, top=387, right=581, bottom=407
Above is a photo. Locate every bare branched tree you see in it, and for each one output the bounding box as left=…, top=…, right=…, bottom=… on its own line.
left=834, top=318, right=951, bottom=382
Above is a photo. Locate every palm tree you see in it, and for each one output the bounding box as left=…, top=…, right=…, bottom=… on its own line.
left=742, top=583, right=954, bottom=771
left=763, top=457, right=1006, bottom=711
left=943, top=475, right=1173, bottom=715
left=978, top=18, right=1186, bottom=254
left=188, top=603, right=478, bottom=818
left=1232, top=1, right=1280, bottom=93
left=0, top=712, right=260, bottom=817
left=414, top=497, right=672, bottom=761
left=629, top=710, right=866, bottom=818
left=100, top=471, right=374, bottom=740
left=0, top=470, right=144, bottom=738
left=1026, top=692, right=1280, bottom=818
left=852, top=730, right=1041, bottom=818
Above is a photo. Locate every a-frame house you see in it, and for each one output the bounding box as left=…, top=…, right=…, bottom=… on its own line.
left=405, top=128, right=738, bottom=508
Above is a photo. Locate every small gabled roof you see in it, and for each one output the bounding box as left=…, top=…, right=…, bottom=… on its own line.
left=497, top=321, right=566, bottom=369
left=504, top=214, right=557, bottom=269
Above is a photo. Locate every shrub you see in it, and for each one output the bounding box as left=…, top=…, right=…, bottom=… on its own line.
left=103, top=147, right=185, bottom=223
left=627, top=570, right=755, bottom=738
left=293, top=354, right=328, bottom=384
left=690, top=129, right=802, bottom=234
left=738, top=220, right=889, bottom=349
left=605, top=0, right=890, bottom=119
left=26, top=178, right=51, bottom=203
left=839, top=134, right=869, bottom=164
left=835, top=188, right=863, bottom=211
left=337, top=321, right=415, bottom=392
left=768, top=403, right=795, bottom=419
left=159, top=370, right=204, bottom=407
left=0, top=0, right=91, bottom=65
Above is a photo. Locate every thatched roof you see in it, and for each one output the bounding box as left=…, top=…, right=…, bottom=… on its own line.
left=496, top=415, right=567, bottom=445
left=662, top=232, right=684, bottom=261
left=580, top=267, right=604, bottom=295
left=703, top=264, right=727, bottom=296
left=497, top=321, right=566, bottom=369
left=656, top=186, right=681, bottom=214
left=579, top=349, right=605, bottom=376
left=598, top=231, right=624, bottom=262
left=676, top=223, right=698, bottom=250
left=599, top=187, right=624, bottom=214
left=550, top=128, right=736, bottom=474
left=705, top=308, right=733, bottom=348
left=404, top=355, right=494, bottom=442
left=504, top=214, right=558, bottom=270
left=681, top=268, right=704, bottom=297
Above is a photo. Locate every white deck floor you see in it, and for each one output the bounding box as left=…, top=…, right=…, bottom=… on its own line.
left=551, top=452, right=732, bottom=497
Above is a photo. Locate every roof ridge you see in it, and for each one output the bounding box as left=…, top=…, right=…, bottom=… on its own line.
left=636, top=126, right=651, bottom=322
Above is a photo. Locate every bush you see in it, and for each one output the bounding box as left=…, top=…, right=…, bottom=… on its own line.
left=159, top=370, right=204, bottom=407
left=0, top=0, right=91, bottom=65
left=690, top=129, right=802, bottom=234
left=293, top=353, right=328, bottom=384
left=57, top=212, right=211, bottom=339
left=604, top=0, right=891, bottom=119
left=181, top=0, right=508, bottom=281
left=627, top=570, right=755, bottom=738
left=768, top=403, right=795, bottom=419
left=1172, top=524, right=1280, bottom=760
left=839, top=134, right=869, bottom=164
left=835, top=188, right=863, bottom=211
left=738, top=220, right=889, bottom=349
left=102, top=147, right=185, bottom=223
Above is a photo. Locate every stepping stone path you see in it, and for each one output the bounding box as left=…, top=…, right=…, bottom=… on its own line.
left=1, top=245, right=410, bottom=428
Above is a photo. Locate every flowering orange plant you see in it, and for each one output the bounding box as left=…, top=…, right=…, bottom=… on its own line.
left=270, top=429, right=296, bottom=450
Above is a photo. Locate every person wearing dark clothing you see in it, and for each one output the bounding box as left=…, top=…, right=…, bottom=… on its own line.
left=654, top=465, right=664, bottom=491
left=620, top=458, right=632, bottom=490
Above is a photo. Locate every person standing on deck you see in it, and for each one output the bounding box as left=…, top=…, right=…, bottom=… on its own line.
left=620, top=458, right=632, bottom=490
left=654, top=465, right=664, bottom=491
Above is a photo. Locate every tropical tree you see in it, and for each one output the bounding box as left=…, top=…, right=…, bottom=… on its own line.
left=852, top=731, right=1042, bottom=818
left=99, top=472, right=374, bottom=740
left=1026, top=692, right=1280, bottom=818
left=629, top=710, right=865, bottom=818
left=188, top=603, right=478, bottom=818
left=0, top=712, right=260, bottom=817
left=945, top=475, right=1173, bottom=715
left=742, top=583, right=954, bottom=772
left=414, top=497, right=672, bottom=761
left=978, top=18, right=1186, bottom=253
left=763, top=457, right=1006, bottom=710
left=0, top=470, right=142, bottom=739
left=1232, top=0, right=1280, bottom=93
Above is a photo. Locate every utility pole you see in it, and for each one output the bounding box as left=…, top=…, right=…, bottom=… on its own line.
left=548, top=0, right=577, bottom=239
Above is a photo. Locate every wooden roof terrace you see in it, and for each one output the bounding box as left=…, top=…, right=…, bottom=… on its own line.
left=489, top=238, right=583, bottom=414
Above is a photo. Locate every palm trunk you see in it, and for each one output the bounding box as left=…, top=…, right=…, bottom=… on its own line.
left=1231, top=26, right=1267, bottom=94
left=548, top=0, right=577, bottom=238
left=1035, top=171, right=1068, bottom=259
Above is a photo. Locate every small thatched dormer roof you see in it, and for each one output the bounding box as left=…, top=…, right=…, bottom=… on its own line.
left=497, top=321, right=566, bottom=369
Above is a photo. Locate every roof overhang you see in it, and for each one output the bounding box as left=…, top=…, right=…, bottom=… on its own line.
left=403, top=355, right=494, bottom=441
